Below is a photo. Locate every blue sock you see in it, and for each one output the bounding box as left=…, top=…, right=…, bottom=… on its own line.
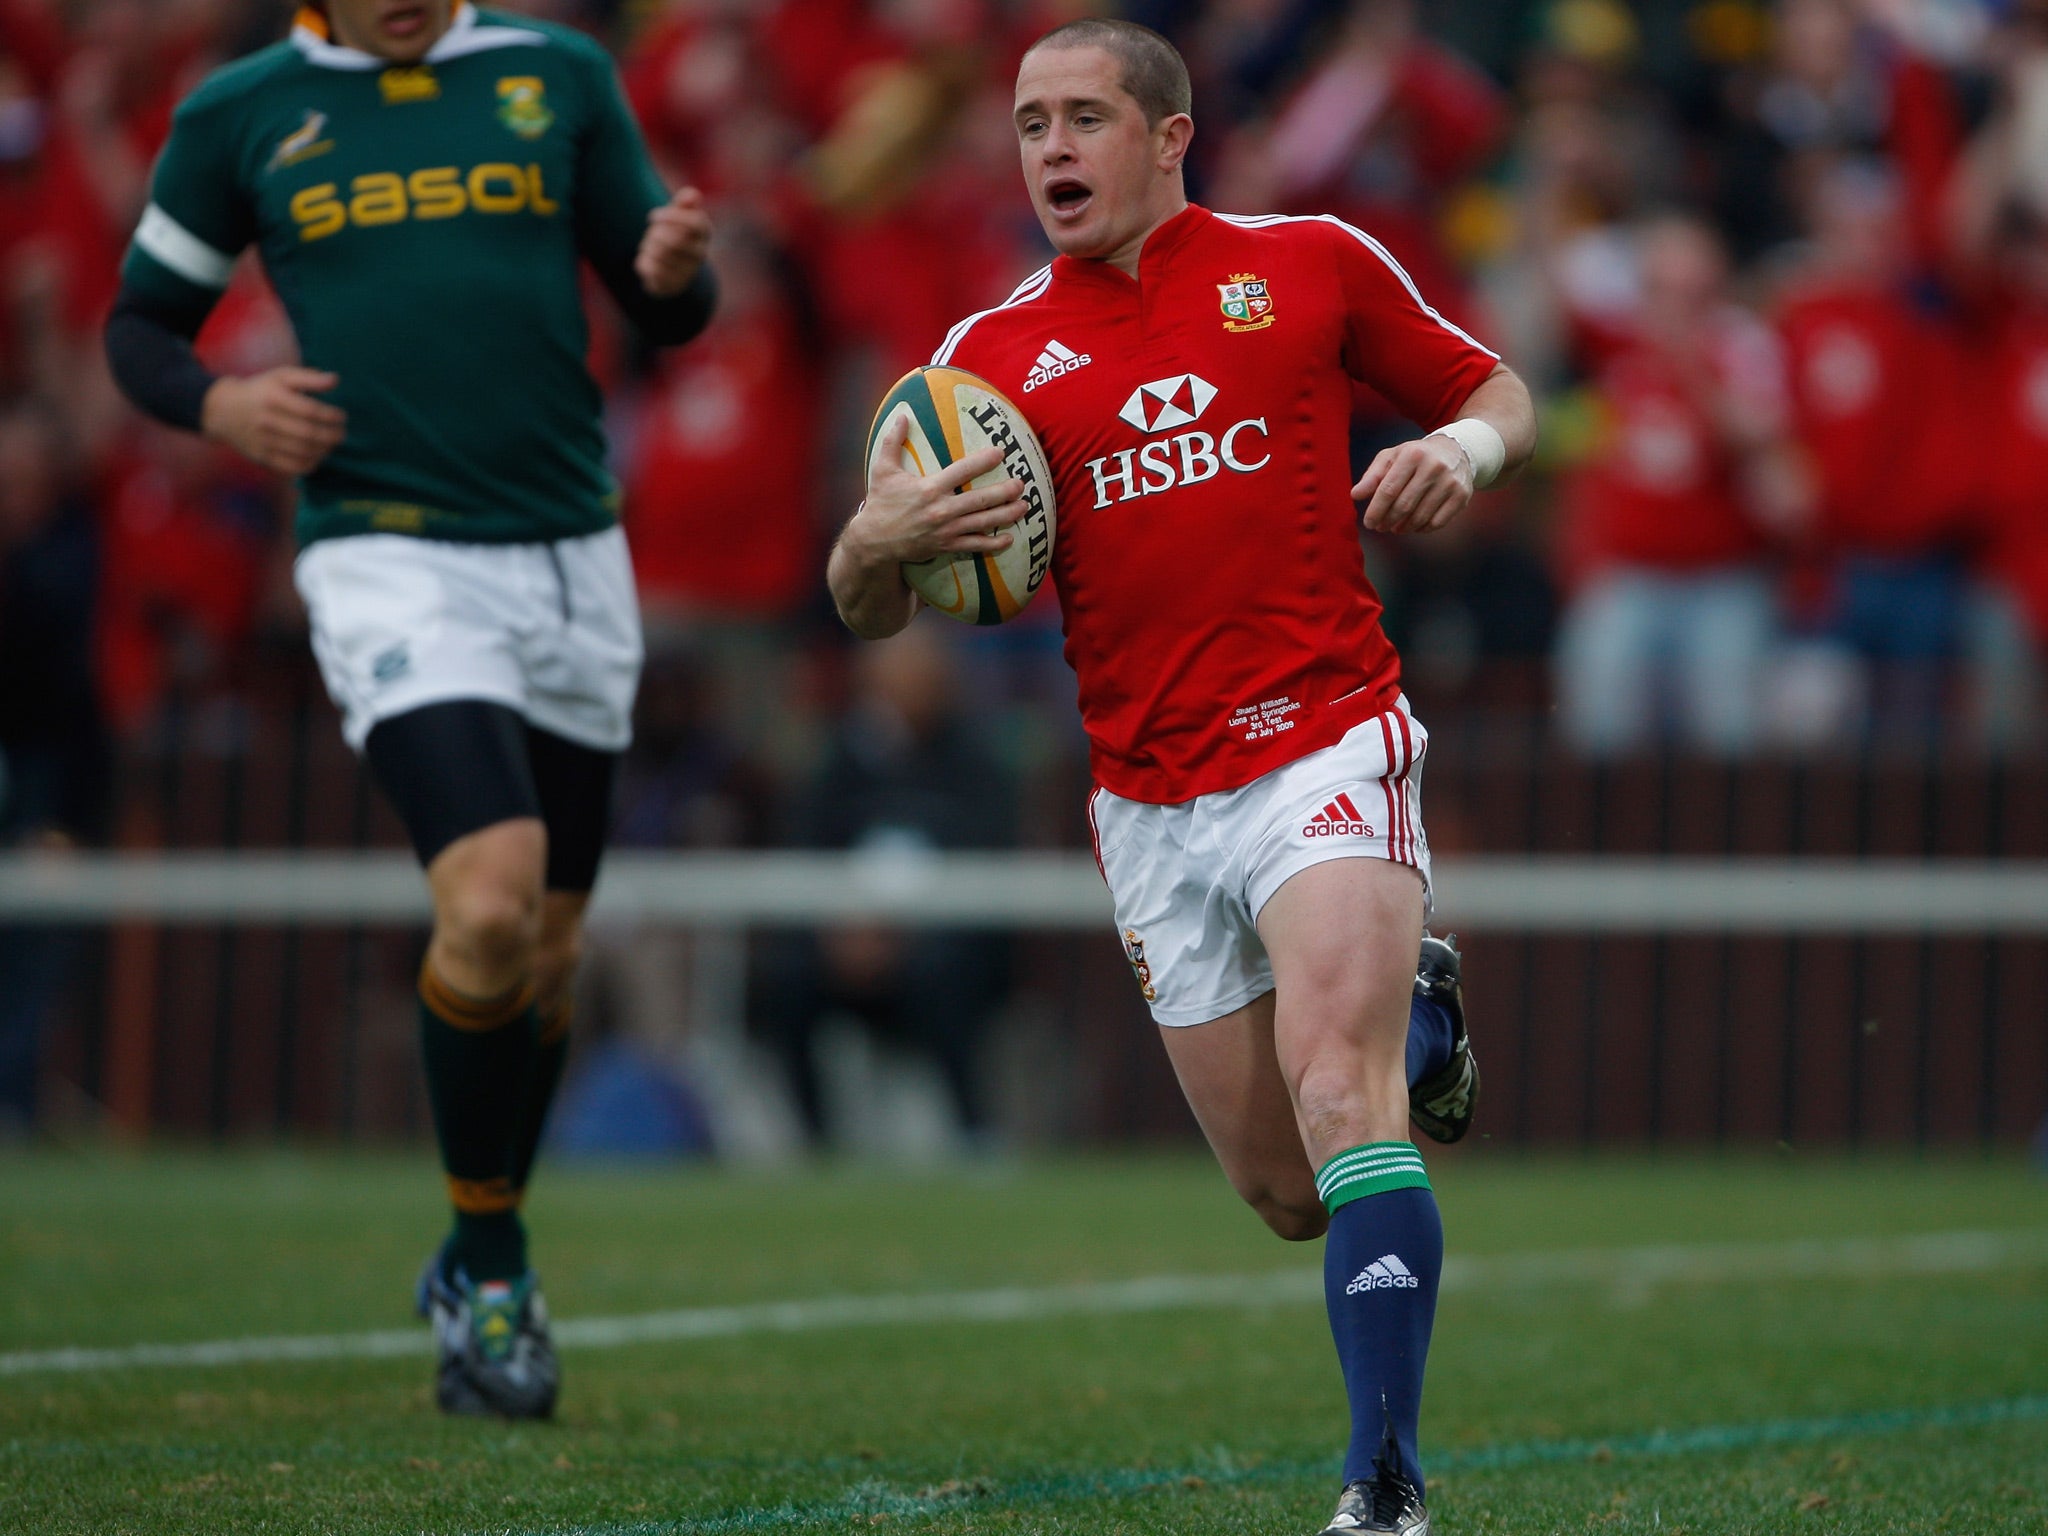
left=1407, top=990, right=1455, bottom=1087
left=1318, top=1144, right=1444, bottom=1493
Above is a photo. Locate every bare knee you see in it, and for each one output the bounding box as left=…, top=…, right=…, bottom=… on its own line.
left=1240, top=1181, right=1329, bottom=1242
left=1292, top=1045, right=1407, bottom=1157
left=426, top=822, right=546, bottom=990
left=437, top=878, right=542, bottom=977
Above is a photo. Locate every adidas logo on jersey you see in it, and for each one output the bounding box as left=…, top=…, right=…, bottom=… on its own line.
left=1346, top=1254, right=1419, bottom=1294
left=1023, top=340, right=1092, bottom=393
left=1304, top=794, right=1374, bottom=838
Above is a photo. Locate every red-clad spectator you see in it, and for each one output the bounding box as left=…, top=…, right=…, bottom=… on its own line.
left=1213, top=0, right=1505, bottom=337
left=95, top=265, right=290, bottom=729
left=1770, top=159, right=1980, bottom=745
left=1777, top=163, right=1966, bottom=561
left=31, top=0, right=212, bottom=333
left=1939, top=24, right=2048, bottom=737
left=624, top=223, right=823, bottom=623
left=1554, top=214, right=1808, bottom=755
left=1969, top=296, right=2048, bottom=630
left=0, top=48, right=51, bottom=395
left=623, top=1, right=777, bottom=196
left=95, top=426, right=276, bottom=729
left=791, top=7, right=1042, bottom=374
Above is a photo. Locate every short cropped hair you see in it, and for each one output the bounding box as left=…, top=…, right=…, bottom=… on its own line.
left=1026, top=19, right=1192, bottom=127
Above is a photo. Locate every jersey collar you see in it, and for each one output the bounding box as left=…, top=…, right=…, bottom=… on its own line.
left=290, top=4, right=544, bottom=71
left=1052, top=203, right=1212, bottom=289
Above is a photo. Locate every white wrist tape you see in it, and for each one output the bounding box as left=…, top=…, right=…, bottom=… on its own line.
left=1430, top=417, right=1506, bottom=490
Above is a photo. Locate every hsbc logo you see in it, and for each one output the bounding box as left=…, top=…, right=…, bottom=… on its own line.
left=1118, top=373, right=1219, bottom=433
left=1092, top=374, right=1270, bottom=510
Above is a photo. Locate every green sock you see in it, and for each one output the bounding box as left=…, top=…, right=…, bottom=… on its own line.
left=509, top=999, right=573, bottom=1194
left=418, top=962, right=537, bottom=1282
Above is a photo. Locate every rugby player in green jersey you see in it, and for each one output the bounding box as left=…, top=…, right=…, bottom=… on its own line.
left=104, top=0, right=716, bottom=1418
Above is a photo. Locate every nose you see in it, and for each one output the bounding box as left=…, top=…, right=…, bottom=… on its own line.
left=1039, top=122, right=1075, bottom=164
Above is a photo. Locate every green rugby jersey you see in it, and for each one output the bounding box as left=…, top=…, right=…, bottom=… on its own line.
left=122, top=3, right=693, bottom=547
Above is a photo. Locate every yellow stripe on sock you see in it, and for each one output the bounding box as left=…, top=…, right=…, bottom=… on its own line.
left=447, top=1175, right=521, bottom=1215
left=419, top=963, right=534, bottom=1033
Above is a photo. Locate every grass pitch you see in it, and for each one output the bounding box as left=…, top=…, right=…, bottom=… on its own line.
left=2, top=1149, right=2044, bottom=1535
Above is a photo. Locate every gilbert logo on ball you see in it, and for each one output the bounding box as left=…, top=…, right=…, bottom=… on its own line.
left=867, top=366, right=1057, bottom=625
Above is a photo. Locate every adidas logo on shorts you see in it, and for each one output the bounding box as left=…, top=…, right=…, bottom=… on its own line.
left=1346, top=1254, right=1419, bottom=1293
left=1023, top=339, right=1091, bottom=393
left=1303, top=793, right=1374, bottom=838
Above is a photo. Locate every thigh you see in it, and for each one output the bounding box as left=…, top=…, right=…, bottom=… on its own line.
left=1155, top=989, right=1322, bottom=1235
left=365, top=700, right=543, bottom=870
left=1257, top=856, right=1424, bottom=1163
left=295, top=535, right=528, bottom=751
left=524, top=724, right=620, bottom=893
left=1093, top=789, right=1273, bottom=1028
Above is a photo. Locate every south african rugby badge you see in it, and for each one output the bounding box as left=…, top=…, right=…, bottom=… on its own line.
left=497, top=77, right=554, bottom=140
left=1219, top=272, right=1275, bottom=333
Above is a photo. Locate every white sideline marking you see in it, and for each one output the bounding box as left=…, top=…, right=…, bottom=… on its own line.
left=5, top=1228, right=2043, bottom=1378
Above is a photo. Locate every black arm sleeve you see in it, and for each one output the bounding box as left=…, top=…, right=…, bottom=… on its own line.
left=103, top=277, right=220, bottom=434
left=590, top=257, right=718, bottom=348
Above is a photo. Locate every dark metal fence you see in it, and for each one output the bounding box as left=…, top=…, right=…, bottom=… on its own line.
left=21, top=655, right=2048, bottom=1149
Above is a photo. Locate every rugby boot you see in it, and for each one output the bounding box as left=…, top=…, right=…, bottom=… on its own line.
left=1408, top=933, right=1479, bottom=1144
left=419, top=1255, right=559, bottom=1419
left=1314, top=1471, right=1429, bottom=1536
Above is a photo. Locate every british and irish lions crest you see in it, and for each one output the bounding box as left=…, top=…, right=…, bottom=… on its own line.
left=1218, top=272, right=1275, bottom=333
left=1122, top=930, right=1157, bottom=1003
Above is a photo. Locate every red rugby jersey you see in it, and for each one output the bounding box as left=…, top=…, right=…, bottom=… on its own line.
left=934, top=204, right=1499, bottom=803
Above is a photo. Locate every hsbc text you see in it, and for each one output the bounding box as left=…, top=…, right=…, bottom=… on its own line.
left=1086, top=419, right=1271, bottom=510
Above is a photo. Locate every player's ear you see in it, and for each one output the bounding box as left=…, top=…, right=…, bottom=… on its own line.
left=1156, top=113, right=1193, bottom=174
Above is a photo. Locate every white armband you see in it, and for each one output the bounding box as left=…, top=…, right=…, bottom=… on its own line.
left=1429, top=417, right=1506, bottom=490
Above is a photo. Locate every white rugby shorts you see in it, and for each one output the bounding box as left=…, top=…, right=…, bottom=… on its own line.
left=294, top=526, right=644, bottom=752
left=1089, top=699, right=1431, bottom=1028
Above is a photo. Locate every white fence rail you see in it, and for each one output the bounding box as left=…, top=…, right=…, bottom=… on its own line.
left=0, top=852, right=2045, bottom=932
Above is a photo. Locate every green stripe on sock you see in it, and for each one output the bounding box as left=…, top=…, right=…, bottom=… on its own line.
left=1316, top=1141, right=1431, bottom=1214
left=1314, top=1144, right=1424, bottom=1197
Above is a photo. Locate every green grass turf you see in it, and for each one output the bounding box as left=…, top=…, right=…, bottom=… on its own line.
left=2, top=1150, right=2044, bottom=1535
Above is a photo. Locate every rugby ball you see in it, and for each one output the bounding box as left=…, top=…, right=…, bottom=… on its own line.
left=866, top=366, right=1057, bottom=625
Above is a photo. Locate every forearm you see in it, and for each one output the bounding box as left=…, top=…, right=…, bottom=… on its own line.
left=103, top=287, right=217, bottom=434
left=1443, top=364, right=1537, bottom=482
left=610, top=259, right=717, bottom=347
left=827, top=516, right=920, bottom=640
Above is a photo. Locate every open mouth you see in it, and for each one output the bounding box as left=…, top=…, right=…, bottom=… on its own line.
left=380, top=3, right=430, bottom=39
left=1044, top=177, right=1093, bottom=221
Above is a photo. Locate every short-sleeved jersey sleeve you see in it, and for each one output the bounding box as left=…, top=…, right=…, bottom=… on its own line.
left=122, top=91, right=257, bottom=308
left=1324, top=217, right=1499, bottom=430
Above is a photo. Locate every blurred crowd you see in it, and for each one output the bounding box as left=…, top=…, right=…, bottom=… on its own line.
left=10, top=0, right=2048, bottom=1146
left=7, top=0, right=2048, bottom=837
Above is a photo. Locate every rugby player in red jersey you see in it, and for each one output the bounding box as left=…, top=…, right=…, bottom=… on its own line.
left=828, top=21, right=1534, bottom=1535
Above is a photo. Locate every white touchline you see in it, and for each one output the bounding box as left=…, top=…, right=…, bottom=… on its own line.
left=5, top=1228, right=2044, bottom=1378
